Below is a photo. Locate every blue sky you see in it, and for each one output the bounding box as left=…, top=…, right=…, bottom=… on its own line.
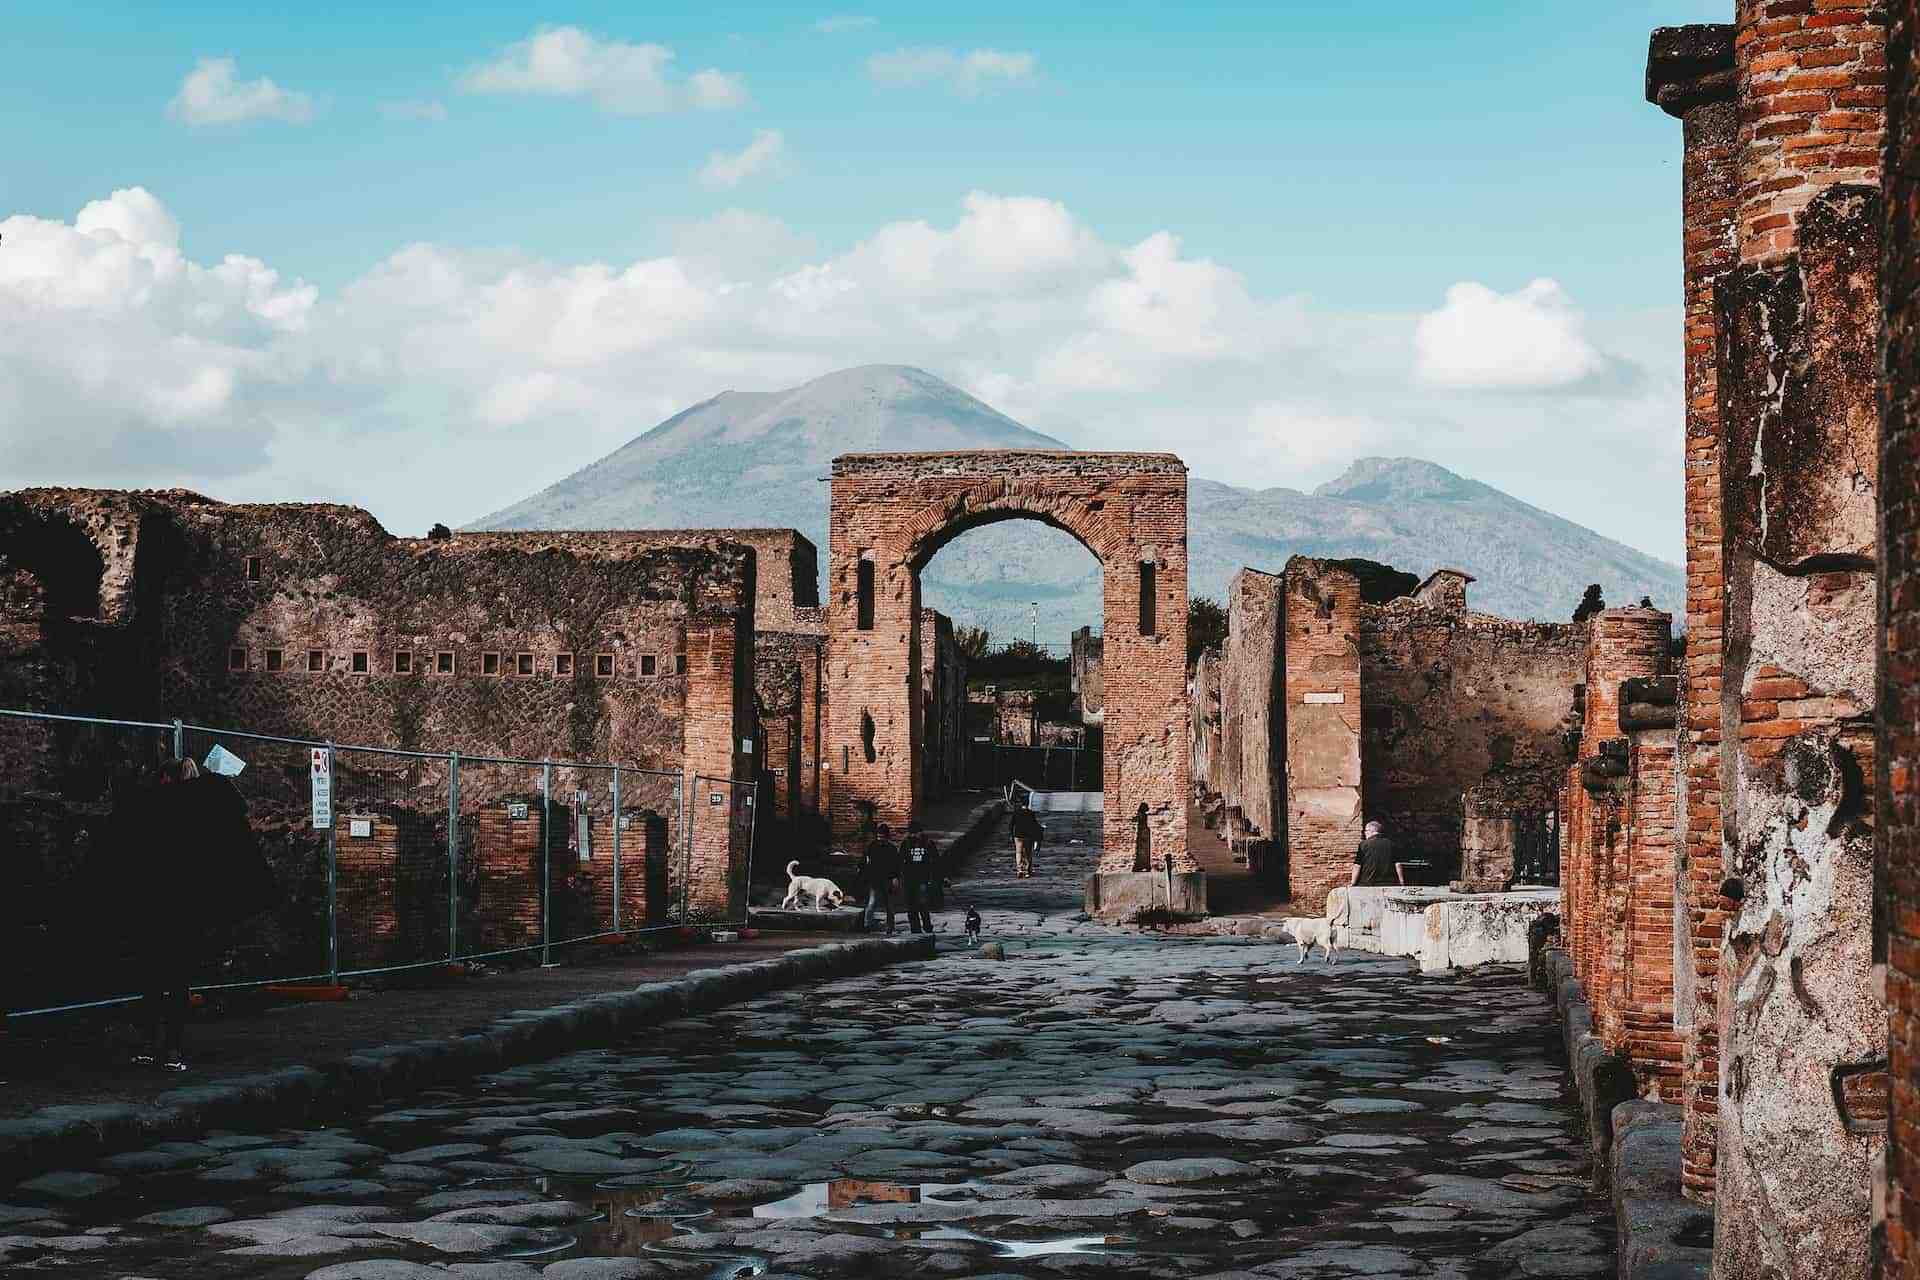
left=1, top=2, right=1720, bottom=560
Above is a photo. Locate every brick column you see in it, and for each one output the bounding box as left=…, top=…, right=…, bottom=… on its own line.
left=682, top=617, right=755, bottom=917
left=1714, top=4, right=1887, bottom=1275
left=1280, top=558, right=1363, bottom=912
left=1881, top=3, right=1920, bottom=1274
left=1620, top=681, right=1684, bottom=1101
left=1649, top=19, right=1741, bottom=1204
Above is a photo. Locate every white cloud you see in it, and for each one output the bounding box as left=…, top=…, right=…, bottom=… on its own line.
left=380, top=99, right=448, bottom=122
left=168, top=57, right=315, bottom=126
left=1414, top=278, right=1607, bottom=390
left=815, top=15, right=877, bottom=33
left=699, top=129, right=786, bottom=189
left=867, top=47, right=1037, bottom=94
left=459, top=26, right=746, bottom=115
left=0, top=187, right=1678, bottom=560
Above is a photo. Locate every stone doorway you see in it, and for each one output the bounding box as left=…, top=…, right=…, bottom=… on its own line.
left=824, top=451, right=1199, bottom=911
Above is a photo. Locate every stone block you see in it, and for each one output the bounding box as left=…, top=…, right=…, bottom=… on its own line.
left=1082, top=871, right=1207, bottom=921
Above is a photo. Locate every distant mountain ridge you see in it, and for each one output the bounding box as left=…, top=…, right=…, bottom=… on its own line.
left=474, top=365, right=1682, bottom=638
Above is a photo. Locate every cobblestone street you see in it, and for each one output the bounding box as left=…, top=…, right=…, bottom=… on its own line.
left=1, top=805, right=1611, bottom=1279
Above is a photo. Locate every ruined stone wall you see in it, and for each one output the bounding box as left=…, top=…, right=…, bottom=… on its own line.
left=755, top=630, right=825, bottom=828
left=1071, top=625, right=1105, bottom=721
left=1280, top=558, right=1364, bottom=911
left=826, top=451, right=1190, bottom=870
left=1357, top=599, right=1582, bottom=881
left=1225, top=569, right=1284, bottom=847
left=1649, top=17, right=1743, bottom=1206
left=1884, top=3, right=1920, bottom=1274
left=1710, top=4, right=1887, bottom=1273
left=918, top=609, right=969, bottom=800
left=1560, top=608, right=1673, bottom=1089
left=0, top=489, right=761, bottom=1002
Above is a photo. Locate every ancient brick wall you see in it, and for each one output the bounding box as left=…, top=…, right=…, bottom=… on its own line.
left=917, top=609, right=969, bottom=800
left=1619, top=713, right=1685, bottom=1101
left=1649, top=18, right=1742, bottom=1205
left=1225, top=569, right=1284, bottom=847
left=0, top=489, right=762, bottom=1000
left=826, top=452, right=1190, bottom=870
left=1280, top=558, right=1364, bottom=912
left=1711, top=4, right=1887, bottom=1273
left=1885, top=4, right=1920, bottom=1273
left=1071, top=625, right=1105, bottom=721
left=1358, top=597, right=1583, bottom=881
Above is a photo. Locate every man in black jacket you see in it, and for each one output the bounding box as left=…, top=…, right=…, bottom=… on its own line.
left=862, top=824, right=900, bottom=934
left=901, top=821, right=938, bottom=935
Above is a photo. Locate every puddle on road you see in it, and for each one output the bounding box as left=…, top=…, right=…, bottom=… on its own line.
left=749, top=1177, right=1136, bottom=1260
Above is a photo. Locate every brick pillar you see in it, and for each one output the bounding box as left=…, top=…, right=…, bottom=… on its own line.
left=1280, top=558, right=1363, bottom=912
left=682, top=618, right=755, bottom=917
left=1649, top=19, right=1741, bottom=1205
left=1881, top=4, right=1920, bottom=1273
left=1714, top=5, right=1887, bottom=1275
left=1621, top=682, right=1684, bottom=1101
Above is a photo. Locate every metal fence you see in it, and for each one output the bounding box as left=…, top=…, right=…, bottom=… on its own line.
left=2, top=707, right=757, bottom=1020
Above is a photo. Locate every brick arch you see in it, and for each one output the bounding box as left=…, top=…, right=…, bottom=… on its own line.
left=826, top=451, right=1193, bottom=875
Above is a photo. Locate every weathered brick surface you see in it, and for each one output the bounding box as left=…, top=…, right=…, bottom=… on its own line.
left=1281, top=559, right=1364, bottom=910
left=1071, top=625, right=1105, bottom=721
left=0, top=489, right=763, bottom=1003
left=1650, top=20, right=1742, bottom=1201
left=826, top=452, right=1190, bottom=870
left=918, top=609, right=969, bottom=800
left=1710, top=4, right=1887, bottom=1274
left=1884, top=3, right=1920, bottom=1274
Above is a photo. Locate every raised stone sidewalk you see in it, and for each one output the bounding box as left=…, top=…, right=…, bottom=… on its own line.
left=0, top=935, right=932, bottom=1184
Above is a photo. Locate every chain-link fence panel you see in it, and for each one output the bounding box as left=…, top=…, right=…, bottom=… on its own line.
left=687, top=775, right=757, bottom=924
left=2, top=712, right=177, bottom=1016
left=450, top=755, right=554, bottom=964
left=324, top=745, right=456, bottom=978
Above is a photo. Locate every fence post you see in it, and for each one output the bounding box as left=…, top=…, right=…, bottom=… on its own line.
left=743, top=780, right=758, bottom=924
left=541, top=760, right=554, bottom=967
left=171, top=718, right=184, bottom=760
left=447, top=751, right=460, bottom=963
left=679, top=773, right=692, bottom=919
left=325, top=742, right=339, bottom=984
left=611, top=765, right=622, bottom=934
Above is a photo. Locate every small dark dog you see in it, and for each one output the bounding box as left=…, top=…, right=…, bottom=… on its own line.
left=964, top=906, right=982, bottom=946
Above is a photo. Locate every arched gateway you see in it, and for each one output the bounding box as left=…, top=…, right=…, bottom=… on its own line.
left=826, top=451, right=1199, bottom=910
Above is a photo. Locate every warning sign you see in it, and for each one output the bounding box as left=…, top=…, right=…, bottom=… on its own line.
left=310, top=748, right=332, bottom=830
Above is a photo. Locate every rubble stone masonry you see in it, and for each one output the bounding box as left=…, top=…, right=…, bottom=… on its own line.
left=1649, top=18, right=1741, bottom=1202
left=1883, top=2, right=1920, bottom=1274
left=1712, top=2, right=1886, bottom=1274
left=826, top=452, right=1189, bottom=871
left=1280, top=559, right=1364, bottom=911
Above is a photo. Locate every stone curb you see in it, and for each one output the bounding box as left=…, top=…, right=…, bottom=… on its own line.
left=1532, top=944, right=1710, bottom=1280
left=0, top=934, right=934, bottom=1183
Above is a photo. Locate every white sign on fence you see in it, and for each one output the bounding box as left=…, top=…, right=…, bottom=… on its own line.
left=349, top=817, right=372, bottom=838
left=310, top=748, right=332, bottom=829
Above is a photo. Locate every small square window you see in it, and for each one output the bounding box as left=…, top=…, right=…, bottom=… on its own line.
left=675, top=653, right=688, bottom=676
left=351, top=650, right=370, bottom=674
left=394, top=651, right=413, bottom=674
left=244, top=556, right=262, bottom=582
left=641, top=654, right=657, bottom=677
left=595, top=653, right=614, bottom=678
left=307, top=650, right=326, bottom=673
left=228, top=646, right=248, bottom=672
left=516, top=652, right=535, bottom=677
left=436, top=651, right=455, bottom=674
left=555, top=653, right=574, bottom=676
left=482, top=652, right=501, bottom=676
left=265, top=648, right=284, bottom=673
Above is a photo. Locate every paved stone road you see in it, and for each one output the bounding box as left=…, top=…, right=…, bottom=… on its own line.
left=0, top=801, right=1612, bottom=1278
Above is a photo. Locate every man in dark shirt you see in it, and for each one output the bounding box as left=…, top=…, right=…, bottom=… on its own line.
left=1350, top=820, right=1405, bottom=888
left=862, top=825, right=900, bottom=934
left=901, top=821, right=938, bottom=935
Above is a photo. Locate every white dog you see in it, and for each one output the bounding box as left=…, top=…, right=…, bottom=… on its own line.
left=1278, top=916, right=1340, bottom=965
left=781, top=860, right=848, bottom=912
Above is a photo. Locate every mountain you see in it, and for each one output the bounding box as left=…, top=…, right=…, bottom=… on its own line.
left=472, top=365, right=1683, bottom=640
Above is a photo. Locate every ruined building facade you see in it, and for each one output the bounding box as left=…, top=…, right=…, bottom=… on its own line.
left=1193, top=558, right=1582, bottom=911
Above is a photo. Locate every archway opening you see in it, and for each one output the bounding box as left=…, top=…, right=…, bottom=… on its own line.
left=918, top=516, right=1103, bottom=801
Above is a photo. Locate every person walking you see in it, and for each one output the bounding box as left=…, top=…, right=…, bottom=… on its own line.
left=901, top=821, right=937, bottom=935
left=862, top=824, right=900, bottom=934
left=1010, top=802, right=1043, bottom=879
